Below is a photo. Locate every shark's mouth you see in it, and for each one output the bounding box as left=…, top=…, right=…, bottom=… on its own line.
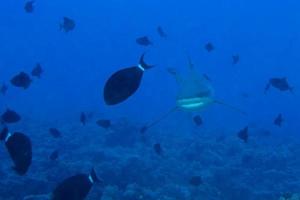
left=176, top=97, right=213, bottom=111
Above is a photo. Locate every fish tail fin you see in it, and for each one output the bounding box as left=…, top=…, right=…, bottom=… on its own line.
left=90, top=168, right=101, bottom=184
left=139, top=53, right=153, bottom=70
left=214, top=100, right=247, bottom=115
left=0, top=126, right=8, bottom=141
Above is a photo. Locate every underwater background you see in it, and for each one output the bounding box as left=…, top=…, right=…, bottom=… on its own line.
left=1, top=0, right=300, bottom=199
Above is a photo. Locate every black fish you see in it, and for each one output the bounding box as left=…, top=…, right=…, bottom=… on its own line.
left=157, top=26, right=167, bottom=38
left=237, top=126, right=248, bottom=143
left=193, top=115, right=203, bottom=126
left=189, top=176, right=202, bottom=186
left=80, top=112, right=86, bottom=126
left=1, top=83, right=8, bottom=95
left=50, top=150, right=59, bottom=161
left=136, top=36, right=152, bottom=46
left=153, top=143, right=163, bottom=156
left=205, top=42, right=214, bottom=52
left=10, top=72, right=32, bottom=89
left=60, top=17, right=76, bottom=33
left=103, top=54, right=153, bottom=105
left=0, top=127, right=32, bottom=175
left=232, top=54, right=240, bottom=65
left=24, top=1, right=35, bottom=13
left=265, top=77, right=293, bottom=93
left=274, top=114, right=283, bottom=127
left=96, top=120, right=111, bottom=129
left=31, top=63, right=43, bottom=78
left=49, top=128, right=62, bottom=138
left=52, top=169, right=100, bottom=200
left=1, top=109, right=21, bottom=124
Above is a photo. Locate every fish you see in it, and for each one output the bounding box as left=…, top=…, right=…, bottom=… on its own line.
left=51, top=168, right=100, bottom=200
left=80, top=112, right=87, bottom=126
left=0, top=83, right=8, bottom=95
left=49, top=150, right=59, bottom=161
left=1, top=109, right=21, bottom=124
left=136, top=36, right=152, bottom=46
left=193, top=115, right=203, bottom=126
left=274, top=114, right=283, bottom=127
left=103, top=54, right=153, bottom=105
left=153, top=143, right=163, bottom=156
left=60, top=17, right=76, bottom=33
left=24, top=1, right=35, bottom=13
left=49, top=128, right=62, bottom=138
left=237, top=126, right=248, bottom=143
left=10, top=72, right=32, bottom=89
left=205, top=42, right=214, bottom=52
left=265, top=77, right=293, bottom=93
left=232, top=54, right=240, bottom=65
left=31, top=63, right=43, bottom=78
left=189, top=176, right=202, bottom=186
left=96, top=119, right=111, bottom=129
left=157, top=26, right=167, bottom=38
left=0, top=127, right=32, bottom=175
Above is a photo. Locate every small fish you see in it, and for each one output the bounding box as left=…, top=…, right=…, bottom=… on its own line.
left=265, top=77, right=293, bottom=93
left=1, top=109, right=21, bottom=124
left=49, top=128, right=62, bottom=138
left=136, top=36, right=152, bottom=46
left=193, top=115, right=203, bottom=126
left=232, top=54, right=240, bottom=65
left=189, top=176, right=202, bottom=186
left=237, top=126, right=248, bottom=143
left=157, top=26, right=167, bottom=38
left=274, top=114, right=283, bottom=127
left=0, top=84, right=8, bottom=95
left=0, top=127, right=32, bottom=175
left=96, top=119, right=111, bottom=129
left=205, top=42, right=214, bottom=52
left=10, top=72, right=32, bottom=89
left=31, top=63, right=43, bottom=78
left=80, top=112, right=87, bottom=126
left=103, top=54, right=153, bottom=105
left=60, top=17, right=76, bottom=33
left=24, top=1, right=35, bottom=13
left=153, top=143, right=163, bottom=156
left=52, top=168, right=100, bottom=200
left=50, top=150, right=59, bottom=161
left=202, top=74, right=212, bottom=82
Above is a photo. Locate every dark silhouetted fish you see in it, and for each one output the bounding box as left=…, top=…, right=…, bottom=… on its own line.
left=265, top=77, right=293, bottom=93
left=205, top=42, right=214, bottom=52
left=52, top=168, right=100, bottom=200
left=157, top=26, right=167, bottom=38
left=1, top=83, right=8, bottom=95
left=96, top=119, right=111, bottom=129
left=1, top=109, right=21, bottom=124
left=103, top=54, right=153, bottom=105
left=10, top=72, right=32, bottom=89
left=153, top=143, right=163, bottom=156
left=189, top=176, right=202, bottom=186
left=60, top=17, right=76, bottom=33
left=31, top=63, right=43, bottom=78
left=0, top=127, right=32, bottom=175
left=274, top=114, right=283, bottom=127
left=232, top=54, right=240, bottom=65
left=49, top=128, right=62, bottom=138
left=50, top=150, right=59, bottom=161
left=80, top=112, right=87, bottom=126
left=136, top=36, right=152, bottom=46
left=24, top=1, right=35, bottom=13
left=237, top=126, right=248, bottom=143
left=193, top=115, right=203, bottom=126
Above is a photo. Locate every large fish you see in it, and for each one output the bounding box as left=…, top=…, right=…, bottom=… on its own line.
left=1, top=109, right=21, bottom=124
left=265, top=77, right=293, bottom=93
left=103, top=54, right=153, bottom=105
left=0, top=127, right=32, bottom=175
left=10, top=72, right=32, bottom=89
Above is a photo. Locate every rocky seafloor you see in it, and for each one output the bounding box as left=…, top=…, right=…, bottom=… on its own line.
left=1, top=117, right=300, bottom=200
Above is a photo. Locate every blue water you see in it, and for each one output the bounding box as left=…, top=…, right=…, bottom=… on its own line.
left=1, top=0, right=300, bottom=199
